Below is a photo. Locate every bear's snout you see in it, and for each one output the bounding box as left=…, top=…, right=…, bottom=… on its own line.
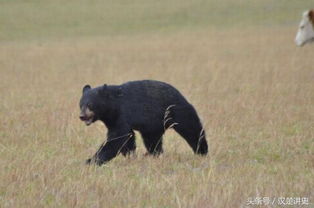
left=79, top=115, right=87, bottom=121
left=79, top=107, right=95, bottom=126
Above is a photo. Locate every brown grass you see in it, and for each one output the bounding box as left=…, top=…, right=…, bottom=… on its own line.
left=0, top=27, right=313, bottom=207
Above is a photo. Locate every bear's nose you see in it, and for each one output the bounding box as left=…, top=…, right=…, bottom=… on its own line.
left=79, top=115, right=86, bottom=121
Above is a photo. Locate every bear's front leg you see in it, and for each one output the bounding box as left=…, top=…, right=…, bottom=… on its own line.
left=87, top=130, right=133, bottom=166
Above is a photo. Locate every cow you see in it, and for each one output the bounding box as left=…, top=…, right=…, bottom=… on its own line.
left=295, top=9, right=314, bottom=46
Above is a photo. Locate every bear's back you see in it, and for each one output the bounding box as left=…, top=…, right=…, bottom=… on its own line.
left=121, top=80, right=188, bottom=106
left=118, top=80, right=190, bottom=130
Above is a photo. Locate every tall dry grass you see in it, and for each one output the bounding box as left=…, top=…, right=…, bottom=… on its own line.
left=0, top=27, right=313, bottom=207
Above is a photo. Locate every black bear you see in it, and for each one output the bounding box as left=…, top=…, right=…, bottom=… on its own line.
left=79, top=80, right=208, bottom=165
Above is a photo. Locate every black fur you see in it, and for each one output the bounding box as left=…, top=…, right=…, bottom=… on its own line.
left=80, top=80, right=208, bottom=165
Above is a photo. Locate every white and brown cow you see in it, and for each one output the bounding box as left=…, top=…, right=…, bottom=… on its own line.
left=295, top=9, right=314, bottom=46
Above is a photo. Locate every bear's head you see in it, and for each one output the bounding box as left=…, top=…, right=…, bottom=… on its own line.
left=79, top=85, right=99, bottom=126
left=79, top=84, right=122, bottom=126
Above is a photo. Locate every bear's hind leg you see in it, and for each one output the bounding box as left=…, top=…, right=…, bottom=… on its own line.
left=174, top=125, right=208, bottom=155
left=172, top=106, right=208, bottom=155
left=140, top=132, right=164, bottom=156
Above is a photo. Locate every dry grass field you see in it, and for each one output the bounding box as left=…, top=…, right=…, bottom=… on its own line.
left=0, top=0, right=313, bottom=208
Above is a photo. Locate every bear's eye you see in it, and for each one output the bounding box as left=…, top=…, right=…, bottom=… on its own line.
left=87, top=103, right=93, bottom=109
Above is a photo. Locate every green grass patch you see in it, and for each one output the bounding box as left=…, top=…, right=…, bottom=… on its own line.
left=0, top=0, right=312, bottom=41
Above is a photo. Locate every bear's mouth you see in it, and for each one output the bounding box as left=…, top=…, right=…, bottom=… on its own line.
left=80, top=107, right=95, bottom=126
left=80, top=116, right=94, bottom=126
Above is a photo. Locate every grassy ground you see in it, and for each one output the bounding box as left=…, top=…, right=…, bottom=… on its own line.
left=0, top=0, right=313, bottom=207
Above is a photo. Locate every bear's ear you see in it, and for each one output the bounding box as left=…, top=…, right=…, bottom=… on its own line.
left=82, top=85, right=91, bottom=94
